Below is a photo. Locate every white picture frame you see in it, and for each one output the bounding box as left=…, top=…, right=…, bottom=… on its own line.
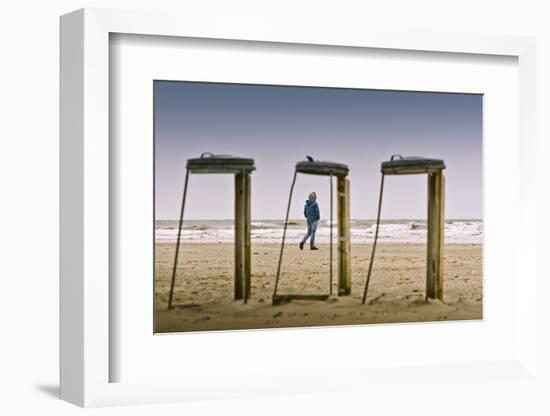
left=60, top=7, right=537, bottom=408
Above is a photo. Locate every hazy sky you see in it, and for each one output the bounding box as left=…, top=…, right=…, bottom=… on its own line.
left=155, top=81, right=482, bottom=220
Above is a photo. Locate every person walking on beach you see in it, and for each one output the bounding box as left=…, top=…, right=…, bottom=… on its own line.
left=300, top=192, right=320, bottom=250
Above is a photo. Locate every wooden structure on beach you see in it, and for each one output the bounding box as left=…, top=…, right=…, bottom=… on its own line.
left=272, top=156, right=351, bottom=305
left=362, top=154, right=446, bottom=303
left=168, top=153, right=255, bottom=309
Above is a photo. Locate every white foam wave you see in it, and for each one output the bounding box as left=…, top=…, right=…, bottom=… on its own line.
left=156, top=220, right=483, bottom=244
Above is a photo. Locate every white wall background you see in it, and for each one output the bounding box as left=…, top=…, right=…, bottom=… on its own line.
left=0, top=1, right=548, bottom=415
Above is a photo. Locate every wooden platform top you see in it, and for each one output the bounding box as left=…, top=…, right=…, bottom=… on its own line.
left=186, top=153, right=256, bottom=173
left=295, top=156, right=349, bottom=177
left=381, top=154, right=445, bottom=175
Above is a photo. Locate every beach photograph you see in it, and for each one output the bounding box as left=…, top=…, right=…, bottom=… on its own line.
left=154, top=81, right=483, bottom=333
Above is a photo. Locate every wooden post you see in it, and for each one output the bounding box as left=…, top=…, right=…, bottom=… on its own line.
left=234, top=172, right=245, bottom=300
left=427, top=171, right=445, bottom=300
left=337, top=177, right=351, bottom=295
left=438, top=173, right=445, bottom=300
left=244, top=173, right=251, bottom=301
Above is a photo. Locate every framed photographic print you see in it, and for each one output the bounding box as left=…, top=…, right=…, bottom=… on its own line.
left=152, top=80, right=482, bottom=334
left=60, top=8, right=537, bottom=408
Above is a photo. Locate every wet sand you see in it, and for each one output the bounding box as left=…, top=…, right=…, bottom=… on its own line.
left=155, top=243, right=482, bottom=332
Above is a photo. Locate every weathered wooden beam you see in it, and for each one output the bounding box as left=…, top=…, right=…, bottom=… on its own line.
left=337, top=177, right=351, bottom=295
left=438, top=173, right=445, bottom=300
left=426, top=172, right=438, bottom=299
left=244, top=173, right=251, bottom=301
left=234, top=172, right=245, bottom=300
left=426, top=171, right=444, bottom=300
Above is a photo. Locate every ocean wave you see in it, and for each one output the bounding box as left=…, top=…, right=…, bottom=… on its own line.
left=155, top=220, right=483, bottom=244
left=250, top=222, right=279, bottom=230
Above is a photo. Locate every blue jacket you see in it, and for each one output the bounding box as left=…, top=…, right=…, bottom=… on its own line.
left=304, top=200, right=320, bottom=222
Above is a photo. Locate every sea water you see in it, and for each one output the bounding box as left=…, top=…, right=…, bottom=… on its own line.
left=155, top=219, right=483, bottom=244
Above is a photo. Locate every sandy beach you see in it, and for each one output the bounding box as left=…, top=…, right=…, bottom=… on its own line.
left=155, top=242, right=482, bottom=332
